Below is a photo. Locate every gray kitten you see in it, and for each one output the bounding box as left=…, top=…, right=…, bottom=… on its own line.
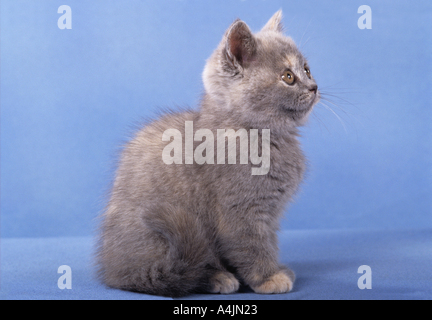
left=97, top=10, right=319, bottom=297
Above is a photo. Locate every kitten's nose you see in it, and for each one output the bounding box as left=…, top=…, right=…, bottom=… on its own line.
left=309, top=85, right=318, bottom=94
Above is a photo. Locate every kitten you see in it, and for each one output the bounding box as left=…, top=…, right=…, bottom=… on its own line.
left=97, top=10, right=319, bottom=297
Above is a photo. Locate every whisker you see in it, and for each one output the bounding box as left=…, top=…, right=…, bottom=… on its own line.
left=318, top=82, right=346, bottom=90
left=311, top=112, right=331, bottom=135
left=318, top=93, right=368, bottom=134
left=301, top=36, right=311, bottom=49
left=318, top=84, right=361, bottom=92
left=318, top=101, right=348, bottom=133
left=319, top=97, right=356, bottom=118
left=319, top=87, right=363, bottom=108
left=320, top=90, right=362, bottom=96
left=299, top=18, right=313, bottom=49
left=319, top=83, right=365, bottom=97
left=319, top=93, right=365, bottom=119
left=301, top=35, right=321, bottom=49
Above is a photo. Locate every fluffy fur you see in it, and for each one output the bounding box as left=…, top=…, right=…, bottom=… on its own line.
left=97, top=10, right=320, bottom=297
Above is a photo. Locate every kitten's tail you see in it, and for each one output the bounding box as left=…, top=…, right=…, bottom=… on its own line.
left=142, top=205, right=215, bottom=297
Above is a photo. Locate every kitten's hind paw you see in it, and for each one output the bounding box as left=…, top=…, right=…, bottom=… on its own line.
left=209, top=271, right=240, bottom=294
left=251, top=270, right=294, bottom=294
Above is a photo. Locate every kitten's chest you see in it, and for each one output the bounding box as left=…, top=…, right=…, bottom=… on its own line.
left=265, top=136, right=306, bottom=196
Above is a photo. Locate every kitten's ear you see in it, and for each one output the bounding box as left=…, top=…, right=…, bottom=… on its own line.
left=223, top=19, right=257, bottom=69
left=261, top=10, right=284, bottom=33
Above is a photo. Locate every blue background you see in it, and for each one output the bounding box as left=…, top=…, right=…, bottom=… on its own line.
left=2, top=0, right=431, bottom=237
left=1, top=0, right=431, bottom=300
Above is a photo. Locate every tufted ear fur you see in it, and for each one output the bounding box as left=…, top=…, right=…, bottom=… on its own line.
left=261, top=10, right=284, bottom=33
left=223, top=19, right=257, bottom=69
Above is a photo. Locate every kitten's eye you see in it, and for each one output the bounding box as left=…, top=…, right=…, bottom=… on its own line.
left=281, top=71, right=295, bottom=85
left=304, top=67, right=311, bottom=79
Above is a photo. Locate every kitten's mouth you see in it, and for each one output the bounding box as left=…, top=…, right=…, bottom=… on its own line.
left=282, top=93, right=319, bottom=120
left=304, top=91, right=320, bottom=110
left=299, top=94, right=319, bottom=111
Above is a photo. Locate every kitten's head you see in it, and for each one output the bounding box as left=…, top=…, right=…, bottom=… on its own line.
left=202, top=10, right=319, bottom=128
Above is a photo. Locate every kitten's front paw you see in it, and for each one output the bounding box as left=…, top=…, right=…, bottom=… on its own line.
left=209, top=271, right=240, bottom=294
left=251, top=270, right=294, bottom=294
